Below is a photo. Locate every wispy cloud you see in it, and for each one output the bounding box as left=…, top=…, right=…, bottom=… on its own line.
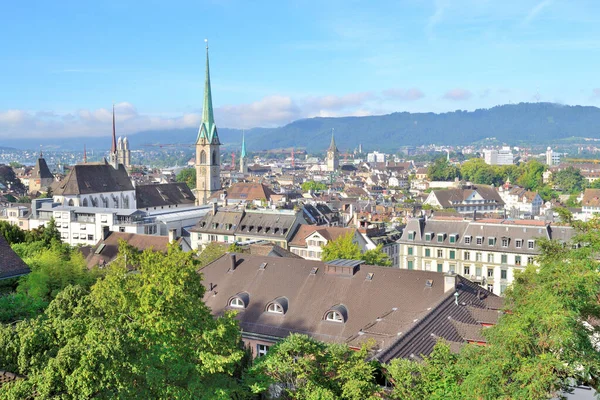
left=382, top=88, right=425, bottom=101
left=426, top=0, right=448, bottom=38
left=591, top=88, right=600, bottom=101
left=443, top=88, right=472, bottom=101
left=522, top=0, right=553, bottom=25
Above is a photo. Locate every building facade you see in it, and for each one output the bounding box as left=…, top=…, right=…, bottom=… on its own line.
left=397, top=217, right=573, bottom=295
left=195, top=45, right=222, bottom=205
left=424, top=184, right=505, bottom=214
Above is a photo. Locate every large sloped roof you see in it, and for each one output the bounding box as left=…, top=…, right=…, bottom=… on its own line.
left=31, top=157, right=53, bottom=180
left=53, top=163, right=133, bottom=195
left=136, top=183, right=195, bottom=208
left=0, top=235, right=30, bottom=280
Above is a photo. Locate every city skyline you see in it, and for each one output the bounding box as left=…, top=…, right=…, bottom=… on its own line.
left=2, top=0, right=600, bottom=139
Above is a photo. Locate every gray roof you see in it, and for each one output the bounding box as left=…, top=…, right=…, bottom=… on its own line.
left=400, top=217, right=574, bottom=255
left=53, top=163, right=133, bottom=195
left=0, top=235, right=30, bottom=280
left=136, top=183, right=195, bottom=208
left=31, top=157, right=53, bottom=180
left=431, top=185, right=504, bottom=209
left=201, top=254, right=501, bottom=359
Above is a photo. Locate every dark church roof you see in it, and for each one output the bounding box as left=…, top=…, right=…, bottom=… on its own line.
left=136, top=183, right=196, bottom=209
left=52, top=162, right=133, bottom=195
left=31, top=157, right=53, bottom=180
left=0, top=235, right=30, bottom=280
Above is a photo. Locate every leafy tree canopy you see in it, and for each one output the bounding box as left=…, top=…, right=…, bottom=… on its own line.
left=0, top=243, right=248, bottom=399
left=176, top=167, right=196, bottom=190
left=301, top=180, right=327, bottom=192
left=552, top=166, right=587, bottom=194
left=321, top=232, right=362, bottom=262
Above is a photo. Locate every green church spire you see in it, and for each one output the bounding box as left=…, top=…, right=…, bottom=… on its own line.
left=328, top=129, right=338, bottom=152
left=241, top=130, right=246, bottom=158
left=196, top=40, right=219, bottom=144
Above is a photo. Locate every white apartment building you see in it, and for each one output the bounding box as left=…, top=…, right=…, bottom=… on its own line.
left=367, top=151, right=387, bottom=163
left=397, top=217, right=573, bottom=295
left=483, top=147, right=513, bottom=166
left=546, top=147, right=561, bottom=166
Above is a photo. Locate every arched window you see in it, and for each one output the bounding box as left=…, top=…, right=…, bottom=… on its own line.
left=123, top=196, right=129, bottom=209
left=212, top=150, right=217, bottom=165
left=82, top=198, right=88, bottom=207
left=325, top=311, right=344, bottom=322
left=102, top=197, right=108, bottom=208
left=324, top=304, right=348, bottom=323
left=114, top=198, right=119, bottom=208
left=228, top=292, right=249, bottom=309
left=68, top=199, right=74, bottom=206
left=230, top=297, right=245, bottom=308
left=267, top=303, right=284, bottom=314
left=200, top=150, right=207, bottom=164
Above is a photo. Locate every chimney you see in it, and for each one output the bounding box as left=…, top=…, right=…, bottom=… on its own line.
left=443, top=271, right=457, bottom=293
left=229, top=253, right=237, bottom=271
left=212, top=202, right=218, bottom=216
left=168, top=229, right=177, bottom=243
left=472, top=210, right=476, bottom=221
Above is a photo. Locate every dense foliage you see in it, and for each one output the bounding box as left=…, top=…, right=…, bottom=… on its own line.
left=176, top=167, right=196, bottom=189
left=301, top=180, right=327, bottom=192
left=0, top=243, right=248, bottom=399
left=321, top=233, right=391, bottom=266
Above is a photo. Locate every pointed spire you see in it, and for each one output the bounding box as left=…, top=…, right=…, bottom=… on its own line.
left=83, top=145, right=87, bottom=164
left=241, top=130, right=246, bottom=158
left=111, top=104, right=117, bottom=153
left=196, top=40, right=219, bottom=144
left=328, top=129, right=338, bottom=152
left=39, top=145, right=43, bottom=158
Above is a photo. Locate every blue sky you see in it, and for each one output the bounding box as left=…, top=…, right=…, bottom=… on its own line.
left=1, top=0, right=600, bottom=138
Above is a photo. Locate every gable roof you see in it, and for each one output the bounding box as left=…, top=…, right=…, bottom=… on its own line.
left=82, top=232, right=170, bottom=268
left=431, top=185, right=504, bottom=208
left=0, top=235, right=30, bottom=280
left=135, top=182, right=195, bottom=208
left=201, top=254, right=501, bottom=360
left=289, top=225, right=357, bottom=247
left=53, top=163, right=134, bottom=195
left=211, top=182, right=276, bottom=202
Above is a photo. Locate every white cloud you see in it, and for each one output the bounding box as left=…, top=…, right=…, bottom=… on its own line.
left=443, top=88, right=473, bottom=101
left=523, top=0, right=552, bottom=25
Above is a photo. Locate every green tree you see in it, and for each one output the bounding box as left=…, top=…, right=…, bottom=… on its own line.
left=552, top=166, right=586, bottom=194
left=590, top=179, right=600, bottom=189
left=246, top=334, right=381, bottom=400
left=427, top=158, right=460, bottom=182
left=176, top=167, right=196, bottom=189
left=0, top=220, right=26, bottom=244
left=516, top=159, right=546, bottom=190
left=362, top=244, right=392, bottom=267
left=321, top=233, right=362, bottom=262
left=301, top=180, right=327, bottom=192
left=198, top=242, right=228, bottom=268
left=0, top=244, right=248, bottom=399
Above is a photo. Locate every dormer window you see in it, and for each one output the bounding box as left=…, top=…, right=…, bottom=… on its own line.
left=528, top=240, right=535, bottom=249
left=501, top=237, right=509, bottom=247
left=424, top=232, right=432, bottom=241
left=228, top=292, right=250, bottom=309
left=266, top=296, right=288, bottom=315
left=437, top=233, right=445, bottom=243
left=515, top=239, right=523, bottom=248
left=324, top=304, right=348, bottom=323
left=476, top=236, right=483, bottom=245
left=449, top=234, right=457, bottom=244
left=464, top=236, right=472, bottom=244
left=407, top=231, right=415, bottom=240
left=488, top=237, right=496, bottom=246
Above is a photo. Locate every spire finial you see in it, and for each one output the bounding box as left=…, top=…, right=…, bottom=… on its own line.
left=196, top=39, right=219, bottom=144
left=83, top=144, right=87, bottom=164
left=40, top=144, right=43, bottom=158
left=205, top=38, right=208, bottom=50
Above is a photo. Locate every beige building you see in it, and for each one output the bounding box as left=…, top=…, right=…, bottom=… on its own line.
left=398, top=216, right=573, bottom=295
left=0, top=204, right=30, bottom=230
left=288, top=225, right=368, bottom=261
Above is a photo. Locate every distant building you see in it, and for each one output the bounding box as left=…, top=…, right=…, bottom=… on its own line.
left=239, top=131, right=248, bottom=174
left=367, top=151, right=386, bottom=163
left=326, top=132, right=339, bottom=172
left=116, top=136, right=131, bottom=168
left=424, top=184, right=505, bottom=214
left=28, top=152, right=54, bottom=194
left=546, top=147, right=561, bottom=166
left=288, top=225, right=368, bottom=261
left=581, top=188, right=600, bottom=217
left=195, top=45, right=222, bottom=205
left=483, top=147, right=513, bottom=165
left=0, top=204, right=30, bottom=230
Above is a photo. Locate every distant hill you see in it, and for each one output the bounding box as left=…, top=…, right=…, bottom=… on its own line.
left=4, top=103, right=600, bottom=152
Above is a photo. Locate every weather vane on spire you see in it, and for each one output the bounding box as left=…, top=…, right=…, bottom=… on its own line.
left=205, top=38, right=208, bottom=50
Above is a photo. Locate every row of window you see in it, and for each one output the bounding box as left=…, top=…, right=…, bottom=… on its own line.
left=407, top=261, right=510, bottom=280
left=407, top=231, right=535, bottom=249
left=229, top=294, right=347, bottom=323
left=409, top=247, right=534, bottom=265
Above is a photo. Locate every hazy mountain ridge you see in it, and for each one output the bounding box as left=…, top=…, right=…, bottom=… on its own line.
left=3, top=103, right=600, bottom=151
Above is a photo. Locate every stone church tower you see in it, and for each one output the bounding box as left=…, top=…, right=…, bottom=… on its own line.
left=195, top=43, right=221, bottom=205
left=326, top=131, right=339, bottom=172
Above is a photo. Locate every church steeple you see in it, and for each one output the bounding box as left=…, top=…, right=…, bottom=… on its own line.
left=241, top=131, right=247, bottom=159
left=111, top=104, right=117, bottom=154
left=328, top=130, right=338, bottom=153
left=239, top=130, right=248, bottom=174
left=196, top=41, right=219, bottom=145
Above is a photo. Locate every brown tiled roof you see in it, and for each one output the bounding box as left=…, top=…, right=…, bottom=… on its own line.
left=0, top=371, right=20, bottom=388
left=136, top=182, right=195, bottom=208
left=201, top=254, right=500, bottom=361
left=83, top=232, right=170, bottom=268
left=248, top=243, right=303, bottom=259
left=431, top=185, right=504, bottom=208
left=0, top=235, right=30, bottom=280
left=466, top=305, right=502, bottom=325
left=52, top=163, right=133, bottom=195
left=450, top=318, right=486, bottom=342
left=211, top=182, right=275, bottom=202
left=288, top=225, right=357, bottom=248
left=582, top=189, right=600, bottom=207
